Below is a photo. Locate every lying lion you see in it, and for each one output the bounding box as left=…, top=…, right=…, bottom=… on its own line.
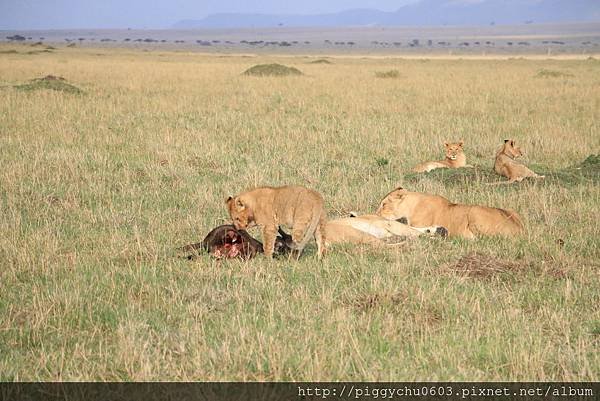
left=493, top=139, right=545, bottom=183
left=413, top=141, right=473, bottom=173
left=376, top=187, right=524, bottom=239
left=325, top=214, right=447, bottom=246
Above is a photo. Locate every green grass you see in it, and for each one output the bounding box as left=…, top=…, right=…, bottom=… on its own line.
left=0, top=46, right=598, bottom=381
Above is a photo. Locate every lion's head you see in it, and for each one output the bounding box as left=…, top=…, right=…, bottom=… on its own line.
left=444, top=141, right=465, bottom=161
left=226, top=196, right=255, bottom=230
left=502, top=139, right=523, bottom=159
left=375, top=187, right=407, bottom=219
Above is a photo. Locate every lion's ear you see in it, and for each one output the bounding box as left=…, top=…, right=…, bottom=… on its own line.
left=444, top=142, right=449, bottom=147
left=510, top=140, right=515, bottom=146
left=226, top=196, right=233, bottom=205
left=458, top=140, right=464, bottom=147
left=504, top=139, right=510, bottom=143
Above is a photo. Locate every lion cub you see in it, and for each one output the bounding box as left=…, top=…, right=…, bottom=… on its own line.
left=413, top=141, right=472, bottom=173
left=226, top=185, right=326, bottom=259
left=493, top=139, right=544, bottom=183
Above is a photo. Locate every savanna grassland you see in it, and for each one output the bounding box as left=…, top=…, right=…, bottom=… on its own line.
left=0, top=44, right=599, bottom=381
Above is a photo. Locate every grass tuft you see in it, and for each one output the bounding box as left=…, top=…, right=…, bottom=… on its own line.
left=243, top=63, right=302, bottom=77
left=375, top=157, right=389, bottom=167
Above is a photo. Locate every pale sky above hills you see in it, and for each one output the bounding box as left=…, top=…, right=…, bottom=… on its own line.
left=0, top=0, right=415, bottom=29
left=1, top=0, right=595, bottom=30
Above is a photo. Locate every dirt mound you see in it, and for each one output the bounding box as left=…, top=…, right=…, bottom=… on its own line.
left=533, top=154, right=600, bottom=186
left=405, top=155, right=599, bottom=186
left=243, top=63, right=302, bottom=77
left=536, top=69, right=573, bottom=78
left=15, top=75, right=83, bottom=94
left=442, top=252, right=526, bottom=278
left=375, top=70, right=400, bottom=78
left=309, top=59, right=332, bottom=64
left=26, top=49, right=53, bottom=55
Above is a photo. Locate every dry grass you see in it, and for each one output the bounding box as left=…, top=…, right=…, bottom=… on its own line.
left=441, top=252, right=527, bottom=278
left=0, top=43, right=599, bottom=381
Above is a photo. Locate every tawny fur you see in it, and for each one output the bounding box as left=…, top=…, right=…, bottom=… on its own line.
left=493, top=139, right=545, bottom=183
left=325, top=214, right=445, bottom=246
left=226, top=185, right=327, bottom=259
left=413, top=141, right=473, bottom=173
left=376, top=187, right=524, bottom=239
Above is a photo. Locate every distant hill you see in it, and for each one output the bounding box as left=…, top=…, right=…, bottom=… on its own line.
left=173, top=0, right=600, bottom=29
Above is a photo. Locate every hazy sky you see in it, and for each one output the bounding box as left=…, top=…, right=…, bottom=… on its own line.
left=0, top=0, right=420, bottom=29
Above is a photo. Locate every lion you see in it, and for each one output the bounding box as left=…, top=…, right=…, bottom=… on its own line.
left=412, top=141, right=473, bottom=173
left=493, top=139, right=545, bottom=183
left=376, top=187, right=524, bottom=239
left=325, top=214, right=447, bottom=246
left=226, top=185, right=326, bottom=259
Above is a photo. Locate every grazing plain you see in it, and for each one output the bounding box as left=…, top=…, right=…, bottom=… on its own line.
left=0, top=45, right=598, bottom=381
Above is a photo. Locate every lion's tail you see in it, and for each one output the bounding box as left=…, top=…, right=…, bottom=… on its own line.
left=294, top=205, right=323, bottom=253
